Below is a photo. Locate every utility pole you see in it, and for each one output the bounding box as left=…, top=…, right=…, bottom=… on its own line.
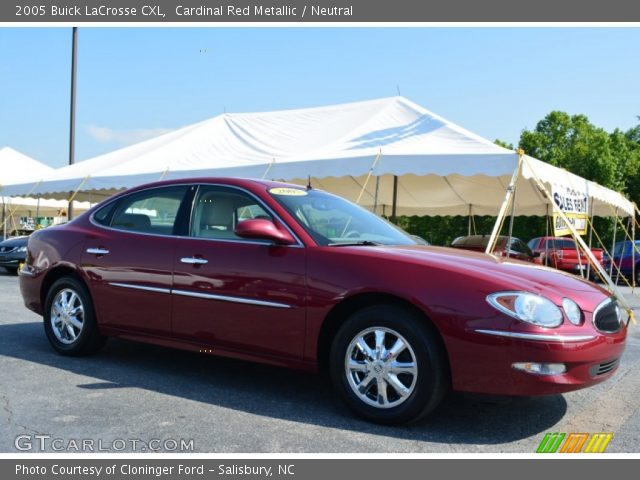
left=68, top=27, right=78, bottom=220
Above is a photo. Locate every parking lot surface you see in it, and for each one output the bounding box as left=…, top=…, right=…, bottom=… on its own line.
left=1, top=269, right=638, bottom=453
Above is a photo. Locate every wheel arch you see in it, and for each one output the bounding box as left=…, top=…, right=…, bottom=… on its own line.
left=40, top=264, right=89, bottom=309
left=317, top=292, right=451, bottom=375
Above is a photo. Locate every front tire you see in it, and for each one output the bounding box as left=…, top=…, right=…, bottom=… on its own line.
left=43, top=276, right=106, bottom=356
left=329, top=305, right=449, bottom=425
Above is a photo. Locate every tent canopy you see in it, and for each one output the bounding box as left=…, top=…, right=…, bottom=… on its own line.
left=1, top=97, right=633, bottom=217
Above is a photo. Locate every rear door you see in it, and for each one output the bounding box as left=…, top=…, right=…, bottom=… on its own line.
left=82, top=185, right=191, bottom=336
left=171, top=184, right=307, bottom=360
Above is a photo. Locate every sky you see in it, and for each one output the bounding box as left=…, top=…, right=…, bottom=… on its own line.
left=0, top=27, right=639, bottom=168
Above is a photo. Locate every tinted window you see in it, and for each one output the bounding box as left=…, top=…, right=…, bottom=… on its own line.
left=545, top=238, right=576, bottom=249
left=110, top=186, right=188, bottom=235
left=510, top=238, right=533, bottom=257
left=191, top=186, right=272, bottom=241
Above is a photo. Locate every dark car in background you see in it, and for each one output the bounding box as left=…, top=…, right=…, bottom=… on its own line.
left=604, top=240, right=640, bottom=284
left=0, top=236, right=29, bottom=274
left=450, top=235, right=537, bottom=262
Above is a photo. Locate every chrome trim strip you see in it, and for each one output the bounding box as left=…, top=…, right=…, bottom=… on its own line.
left=474, top=329, right=596, bottom=343
left=108, top=282, right=171, bottom=295
left=88, top=182, right=305, bottom=248
left=106, top=282, right=291, bottom=309
left=172, top=289, right=291, bottom=309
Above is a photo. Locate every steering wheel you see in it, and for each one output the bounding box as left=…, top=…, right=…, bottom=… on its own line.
left=345, top=230, right=361, bottom=239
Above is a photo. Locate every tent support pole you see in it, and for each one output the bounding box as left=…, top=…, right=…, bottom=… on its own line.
left=633, top=206, right=636, bottom=290
left=373, top=176, right=380, bottom=215
left=468, top=204, right=472, bottom=236
left=391, top=175, right=398, bottom=224
left=68, top=26, right=78, bottom=220
left=505, top=184, right=517, bottom=258
left=35, top=196, right=40, bottom=227
left=609, top=209, right=618, bottom=278
left=586, top=199, right=594, bottom=279
left=485, top=151, right=523, bottom=254
left=544, top=204, right=550, bottom=266
left=2, top=198, right=6, bottom=239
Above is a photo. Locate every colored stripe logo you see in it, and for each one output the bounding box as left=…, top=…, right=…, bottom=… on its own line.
left=536, top=433, right=613, bottom=453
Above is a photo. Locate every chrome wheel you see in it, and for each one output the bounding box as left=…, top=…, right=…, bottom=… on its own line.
left=50, top=288, right=85, bottom=345
left=345, top=327, right=418, bottom=409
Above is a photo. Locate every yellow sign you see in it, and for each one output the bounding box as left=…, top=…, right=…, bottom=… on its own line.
left=552, top=185, right=588, bottom=236
left=269, top=187, right=308, bottom=196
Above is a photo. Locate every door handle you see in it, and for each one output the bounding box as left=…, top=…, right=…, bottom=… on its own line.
left=86, top=248, right=109, bottom=255
left=180, top=257, right=208, bottom=265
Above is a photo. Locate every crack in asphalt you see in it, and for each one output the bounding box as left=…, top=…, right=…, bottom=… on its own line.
left=1, top=393, right=41, bottom=435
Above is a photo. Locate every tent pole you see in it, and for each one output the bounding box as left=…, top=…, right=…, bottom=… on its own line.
left=633, top=205, right=636, bottom=290
left=68, top=26, right=78, bottom=220
left=2, top=197, right=6, bottom=239
left=468, top=204, right=472, bottom=236
left=609, top=209, right=618, bottom=278
left=391, top=175, right=398, bottom=224
left=373, top=176, right=380, bottom=215
left=544, top=204, right=550, bottom=266
left=505, top=184, right=517, bottom=258
left=35, top=196, right=40, bottom=228
left=586, top=198, right=594, bottom=279
left=485, top=151, right=523, bottom=254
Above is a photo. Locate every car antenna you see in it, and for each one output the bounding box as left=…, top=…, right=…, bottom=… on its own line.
left=307, top=175, right=313, bottom=190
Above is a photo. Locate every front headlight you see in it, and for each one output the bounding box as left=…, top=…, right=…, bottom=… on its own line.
left=487, top=292, right=563, bottom=328
left=16, top=246, right=27, bottom=253
left=562, top=298, right=583, bottom=325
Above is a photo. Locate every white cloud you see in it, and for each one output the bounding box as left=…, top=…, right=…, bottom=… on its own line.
left=86, top=125, right=173, bottom=145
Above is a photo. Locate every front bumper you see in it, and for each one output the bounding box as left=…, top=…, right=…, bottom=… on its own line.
left=448, top=325, right=626, bottom=396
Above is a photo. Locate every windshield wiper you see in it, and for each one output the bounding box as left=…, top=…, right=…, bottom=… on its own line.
left=328, top=240, right=383, bottom=247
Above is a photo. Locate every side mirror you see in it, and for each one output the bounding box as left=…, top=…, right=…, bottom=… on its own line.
left=533, top=251, right=541, bottom=258
left=235, top=219, right=296, bottom=245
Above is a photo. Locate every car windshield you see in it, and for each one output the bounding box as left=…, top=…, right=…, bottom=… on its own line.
left=268, top=187, right=417, bottom=246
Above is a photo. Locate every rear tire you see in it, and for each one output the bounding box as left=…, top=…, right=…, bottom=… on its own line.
left=5, top=267, right=18, bottom=275
left=43, top=276, right=106, bottom=356
left=329, top=305, right=449, bottom=425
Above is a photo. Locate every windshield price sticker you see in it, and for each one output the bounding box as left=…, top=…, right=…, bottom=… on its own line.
left=269, top=187, right=308, bottom=196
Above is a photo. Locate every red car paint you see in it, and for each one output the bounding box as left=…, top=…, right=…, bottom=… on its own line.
left=528, top=236, right=604, bottom=275
left=19, top=178, right=626, bottom=397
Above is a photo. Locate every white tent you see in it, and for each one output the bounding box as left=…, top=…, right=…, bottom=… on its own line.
left=0, top=147, right=90, bottom=228
left=1, top=97, right=633, bottom=217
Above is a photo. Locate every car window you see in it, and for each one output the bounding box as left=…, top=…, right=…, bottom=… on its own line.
left=510, top=239, right=533, bottom=256
left=191, top=186, right=272, bottom=241
left=527, top=238, right=538, bottom=249
left=110, top=186, right=188, bottom=235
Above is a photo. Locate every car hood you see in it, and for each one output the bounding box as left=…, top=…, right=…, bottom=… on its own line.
left=0, top=236, right=28, bottom=247
left=343, top=244, right=611, bottom=311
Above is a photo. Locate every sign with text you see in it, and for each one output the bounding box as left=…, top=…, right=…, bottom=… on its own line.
left=552, top=184, right=588, bottom=236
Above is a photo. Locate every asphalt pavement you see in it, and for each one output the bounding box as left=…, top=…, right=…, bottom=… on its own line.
left=0, top=269, right=638, bottom=453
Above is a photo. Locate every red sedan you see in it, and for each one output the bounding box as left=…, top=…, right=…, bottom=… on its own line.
left=19, top=178, right=627, bottom=424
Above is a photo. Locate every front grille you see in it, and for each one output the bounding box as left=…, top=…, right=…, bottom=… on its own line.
left=0, top=246, right=16, bottom=253
left=589, top=358, right=619, bottom=377
left=593, top=299, right=621, bottom=333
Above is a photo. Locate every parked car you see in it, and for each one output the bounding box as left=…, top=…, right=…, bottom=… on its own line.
left=603, top=240, right=640, bottom=284
left=527, top=236, right=604, bottom=276
left=0, top=235, right=29, bottom=274
left=450, top=235, right=537, bottom=262
left=19, top=178, right=626, bottom=424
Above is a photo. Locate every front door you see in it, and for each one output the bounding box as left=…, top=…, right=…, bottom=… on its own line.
left=171, top=185, right=307, bottom=360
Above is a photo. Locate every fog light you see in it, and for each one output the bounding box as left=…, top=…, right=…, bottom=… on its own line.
left=512, top=362, right=566, bottom=376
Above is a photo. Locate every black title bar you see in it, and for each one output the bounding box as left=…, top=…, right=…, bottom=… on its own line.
left=3, top=0, right=640, bottom=22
